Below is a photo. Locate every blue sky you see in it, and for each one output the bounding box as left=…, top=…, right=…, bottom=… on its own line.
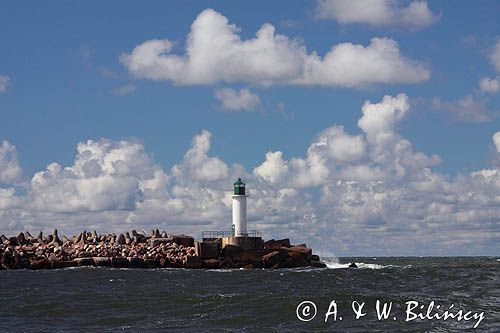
left=1, top=1, right=499, bottom=255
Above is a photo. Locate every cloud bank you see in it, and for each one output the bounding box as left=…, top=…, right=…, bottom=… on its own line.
left=120, top=9, right=430, bottom=88
left=1, top=94, right=498, bottom=256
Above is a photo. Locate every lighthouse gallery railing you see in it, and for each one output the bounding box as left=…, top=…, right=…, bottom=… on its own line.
left=201, top=230, right=261, bottom=240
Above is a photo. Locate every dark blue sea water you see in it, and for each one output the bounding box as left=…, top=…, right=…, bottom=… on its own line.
left=0, top=257, right=498, bottom=332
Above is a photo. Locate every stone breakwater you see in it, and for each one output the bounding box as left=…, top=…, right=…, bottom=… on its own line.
left=0, top=229, right=326, bottom=270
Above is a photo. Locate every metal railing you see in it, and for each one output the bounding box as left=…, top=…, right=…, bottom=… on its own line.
left=201, top=230, right=261, bottom=239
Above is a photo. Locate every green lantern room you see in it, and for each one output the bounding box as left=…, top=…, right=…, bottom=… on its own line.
left=233, top=178, right=246, bottom=195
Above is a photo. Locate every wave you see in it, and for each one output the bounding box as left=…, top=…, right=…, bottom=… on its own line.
left=323, top=258, right=385, bottom=270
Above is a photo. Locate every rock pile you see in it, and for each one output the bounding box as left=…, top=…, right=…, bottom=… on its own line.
left=0, top=229, right=194, bottom=270
left=0, top=230, right=326, bottom=270
left=190, top=238, right=326, bottom=269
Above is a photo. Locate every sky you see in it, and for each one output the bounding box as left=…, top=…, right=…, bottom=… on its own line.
left=0, top=1, right=499, bottom=256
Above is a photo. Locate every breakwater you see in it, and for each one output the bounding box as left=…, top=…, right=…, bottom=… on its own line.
left=0, top=229, right=325, bottom=270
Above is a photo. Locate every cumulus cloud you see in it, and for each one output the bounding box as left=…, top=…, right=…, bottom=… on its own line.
left=1, top=95, right=499, bottom=255
left=0, top=75, right=10, bottom=92
left=254, top=151, right=288, bottom=184
left=214, top=88, right=261, bottom=111
left=120, top=9, right=430, bottom=87
left=28, top=139, right=168, bottom=213
left=171, top=130, right=229, bottom=183
left=0, top=140, right=22, bottom=184
left=315, top=0, right=438, bottom=30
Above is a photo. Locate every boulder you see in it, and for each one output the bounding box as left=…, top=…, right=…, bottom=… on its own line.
left=128, top=257, right=145, bottom=268
left=277, top=257, right=297, bottom=268
left=242, top=263, right=254, bottom=269
left=16, top=232, right=26, bottom=245
left=195, top=241, right=220, bottom=259
left=116, top=234, right=126, bottom=245
left=111, top=257, right=129, bottom=268
left=29, top=258, right=49, bottom=270
left=311, top=261, right=327, bottom=268
left=159, top=258, right=169, bottom=268
left=261, top=251, right=288, bottom=268
left=286, top=246, right=312, bottom=261
left=172, top=235, right=194, bottom=247
left=150, top=238, right=172, bottom=247
left=219, top=257, right=234, bottom=269
left=78, top=251, right=91, bottom=258
left=8, top=236, right=19, bottom=246
left=1, top=252, right=13, bottom=269
left=287, top=251, right=309, bottom=267
left=201, top=259, right=220, bottom=269
left=93, top=257, right=111, bottom=267
left=264, top=238, right=290, bottom=249
left=185, top=255, right=202, bottom=269
left=50, top=229, right=63, bottom=246
left=221, top=244, right=243, bottom=259
left=241, top=249, right=271, bottom=262
left=13, top=253, right=23, bottom=269
left=311, top=254, right=320, bottom=262
left=0, top=234, right=8, bottom=245
left=78, top=231, right=88, bottom=246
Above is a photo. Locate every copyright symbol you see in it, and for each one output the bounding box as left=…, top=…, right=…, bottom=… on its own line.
left=296, top=300, right=317, bottom=322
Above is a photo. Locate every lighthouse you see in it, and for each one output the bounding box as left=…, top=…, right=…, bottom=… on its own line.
left=232, top=178, right=248, bottom=236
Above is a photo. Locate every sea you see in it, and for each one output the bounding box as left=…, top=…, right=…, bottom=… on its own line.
left=0, top=257, right=498, bottom=332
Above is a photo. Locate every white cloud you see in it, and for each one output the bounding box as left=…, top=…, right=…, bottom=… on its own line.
left=28, top=139, right=168, bottom=213
left=1, top=95, right=499, bottom=255
left=0, top=140, right=22, bottom=183
left=318, top=126, right=366, bottom=162
left=493, top=132, right=500, bottom=153
left=315, top=0, right=438, bottom=30
left=432, top=95, right=494, bottom=123
left=120, top=9, right=430, bottom=87
left=358, top=93, right=409, bottom=143
left=0, top=75, right=10, bottom=92
left=254, top=151, right=288, bottom=184
left=214, top=88, right=261, bottom=111
left=0, top=188, right=21, bottom=210
left=171, top=130, right=230, bottom=184
left=479, top=76, right=499, bottom=94
left=112, top=84, right=136, bottom=96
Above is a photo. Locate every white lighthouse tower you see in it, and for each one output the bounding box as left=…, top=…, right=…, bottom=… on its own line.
left=232, top=178, right=248, bottom=236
